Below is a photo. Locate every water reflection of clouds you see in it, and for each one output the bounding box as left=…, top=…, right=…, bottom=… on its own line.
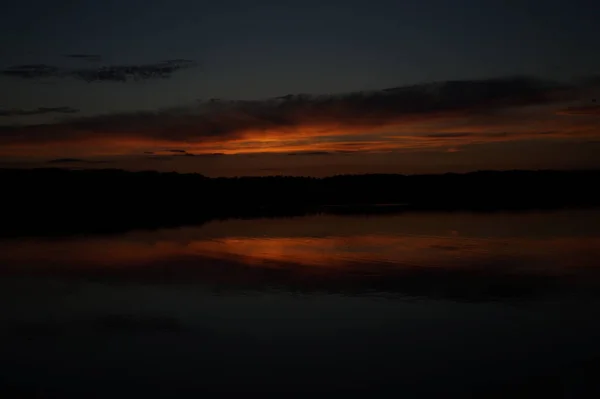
left=1, top=211, right=600, bottom=302
left=2, top=213, right=600, bottom=398
left=1, top=233, right=599, bottom=274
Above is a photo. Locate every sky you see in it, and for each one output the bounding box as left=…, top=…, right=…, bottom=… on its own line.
left=1, top=0, right=599, bottom=176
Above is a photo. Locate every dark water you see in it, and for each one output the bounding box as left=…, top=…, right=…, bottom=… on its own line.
left=2, top=210, right=600, bottom=397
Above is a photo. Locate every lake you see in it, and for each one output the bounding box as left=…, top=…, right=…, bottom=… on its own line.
left=1, top=209, right=600, bottom=397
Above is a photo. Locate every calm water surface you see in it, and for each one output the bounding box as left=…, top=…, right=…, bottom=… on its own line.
left=1, top=210, right=600, bottom=397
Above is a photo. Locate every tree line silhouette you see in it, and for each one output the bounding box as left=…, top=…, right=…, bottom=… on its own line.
left=2, top=168, right=599, bottom=237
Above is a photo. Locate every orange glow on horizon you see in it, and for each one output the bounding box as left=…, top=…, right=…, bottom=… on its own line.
left=1, top=103, right=599, bottom=159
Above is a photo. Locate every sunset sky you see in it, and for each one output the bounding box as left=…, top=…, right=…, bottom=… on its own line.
left=2, top=0, right=599, bottom=176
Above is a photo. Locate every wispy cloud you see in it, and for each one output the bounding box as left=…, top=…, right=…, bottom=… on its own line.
left=0, top=107, right=79, bottom=117
left=1, top=59, right=196, bottom=82
left=0, top=76, right=598, bottom=157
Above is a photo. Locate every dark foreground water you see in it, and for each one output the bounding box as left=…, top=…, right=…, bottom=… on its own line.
left=1, top=210, right=600, bottom=398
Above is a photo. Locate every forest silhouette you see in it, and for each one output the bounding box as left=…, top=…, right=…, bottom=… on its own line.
left=2, top=168, right=599, bottom=237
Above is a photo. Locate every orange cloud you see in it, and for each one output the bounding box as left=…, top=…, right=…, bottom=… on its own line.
left=1, top=75, right=598, bottom=159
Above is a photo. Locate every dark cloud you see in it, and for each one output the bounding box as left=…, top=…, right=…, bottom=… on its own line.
left=196, top=152, right=227, bottom=157
left=0, top=76, right=596, bottom=148
left=147, top=151, right=226, bottom=159
left=424, top=133, right=475, bottom=138
left=395, top=131, right=562, bottom=143
left=73, top=59, right=197, bottom=82
left=287, top=151, right=333, bottom=156
left=63, top=54, right=102, bottom=62
left=1, top=64, right=60, bottom=79
left=47, top=158, right=109, bottom=164
left=175, top=151, right=227, bottom=157
left=0, top=107, right=79, bottom=117
left=557, top=105, right=600, bottom=115
left=165, top=149, right=195, bottom=156
left=1, top=59, right=196, bottom=82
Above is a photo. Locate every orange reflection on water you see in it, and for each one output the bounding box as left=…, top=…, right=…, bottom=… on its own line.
left=1, top=232, right=600, bottom=277
left=183, top=235, right=465, bottom=268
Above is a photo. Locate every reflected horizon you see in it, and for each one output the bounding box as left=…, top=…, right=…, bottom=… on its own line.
left=1, top=210, right=600, bottom=302
left=2, top=210, right=600, bottom=397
